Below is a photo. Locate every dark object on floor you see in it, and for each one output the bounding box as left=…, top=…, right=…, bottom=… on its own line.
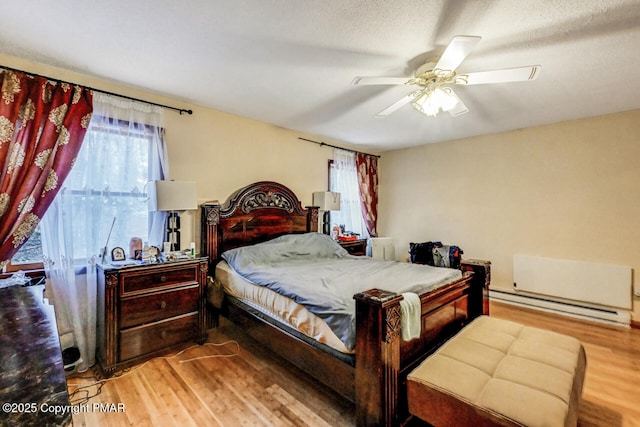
left=62, top=346, right=81, bottom=371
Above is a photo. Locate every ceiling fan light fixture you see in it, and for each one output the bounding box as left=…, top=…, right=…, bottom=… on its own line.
left=435, top=87, right=458, bottom=111
left=411, top=87, right=458, bottom=117
left=354, top=35, right=539, bottom=119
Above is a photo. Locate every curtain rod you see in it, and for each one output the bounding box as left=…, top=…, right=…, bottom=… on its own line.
left=298, top=137, right=380, bottom=158
left=1, top=65, right=193, bottom=115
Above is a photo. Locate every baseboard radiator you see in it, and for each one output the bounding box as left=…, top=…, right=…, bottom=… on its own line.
left=491, top=254, right=632, bottom=326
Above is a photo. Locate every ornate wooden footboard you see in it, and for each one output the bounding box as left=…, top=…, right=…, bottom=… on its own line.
left=201, top=181, right=489, bottom=427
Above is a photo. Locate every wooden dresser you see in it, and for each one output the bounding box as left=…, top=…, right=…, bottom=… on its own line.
left=96, top=258, right=208, bottom=376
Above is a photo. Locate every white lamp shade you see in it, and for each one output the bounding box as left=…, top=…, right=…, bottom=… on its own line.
left=313, top=191, right=341, bottom=211
left=412, top=87, right=458, bottom=116
left=149, top=180, right=198, bottom=211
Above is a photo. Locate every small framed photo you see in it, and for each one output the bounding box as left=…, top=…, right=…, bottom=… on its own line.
left=111, top=247, right=126, bottom=261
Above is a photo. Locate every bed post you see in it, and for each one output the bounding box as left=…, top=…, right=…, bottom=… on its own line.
left=460, top=259, right=491, bottom=317
left=201, top=202, right=221, bottom=328
left=354, top=289, right=403, bottom=427
left=305, top=206, right=319, bottom=232
left=201, top=202, right=221, bottom=265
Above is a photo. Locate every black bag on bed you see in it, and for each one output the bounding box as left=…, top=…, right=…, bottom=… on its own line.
left=409, top=241, right=463, bottom=269
left=409, top=241, right=437, bottom=265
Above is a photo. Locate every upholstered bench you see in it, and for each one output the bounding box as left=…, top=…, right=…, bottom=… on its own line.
left=407, top=316, right=586, bottom=427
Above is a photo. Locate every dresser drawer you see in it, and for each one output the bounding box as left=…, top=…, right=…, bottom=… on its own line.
left=120, top=284, right=200, bottom=329
left=119, top=313, right=199, bottom=361
left=121, top=266, right=198, bottom=294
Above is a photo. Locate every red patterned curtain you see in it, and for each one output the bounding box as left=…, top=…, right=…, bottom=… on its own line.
left=355, top=153, right=379, bottom=237
left=0, top=70, right=93, bottom=267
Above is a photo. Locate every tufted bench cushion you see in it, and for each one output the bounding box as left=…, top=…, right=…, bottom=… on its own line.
left=407, top=316, right=586, bottom=427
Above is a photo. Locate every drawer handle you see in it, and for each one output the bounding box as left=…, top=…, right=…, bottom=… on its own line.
left=160, top=276, right=167, bottom=283
left=160, top=330, right=167, bottom=339
left=160, top=301, right=167, bottom=309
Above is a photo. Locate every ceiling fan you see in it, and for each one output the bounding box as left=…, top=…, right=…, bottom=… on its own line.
left=352, top=36, right=541, bottom=118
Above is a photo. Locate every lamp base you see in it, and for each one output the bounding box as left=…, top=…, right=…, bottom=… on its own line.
left=322, top=211, right=331, bottom=235
left=166, top=211, right=181, bottom=251
left=166, top=230, right=180, bottom=251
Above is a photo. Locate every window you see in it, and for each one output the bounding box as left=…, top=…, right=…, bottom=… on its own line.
left=5, top=117, right=156, bottom=271
left=5, top=226, right=43, bottom=271
left=57, top=119, right=153, bottom=260
left=329, top=149, right=370, bottom=240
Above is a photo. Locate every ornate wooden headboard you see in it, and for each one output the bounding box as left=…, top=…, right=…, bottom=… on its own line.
left=201, top=181, right=319, bottom=269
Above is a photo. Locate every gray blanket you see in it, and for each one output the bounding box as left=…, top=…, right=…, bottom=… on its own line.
left=222, top=233, right=461, bottom=350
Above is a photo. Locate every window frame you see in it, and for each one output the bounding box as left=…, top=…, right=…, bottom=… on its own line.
left=3, top=261, right=44, bottom=273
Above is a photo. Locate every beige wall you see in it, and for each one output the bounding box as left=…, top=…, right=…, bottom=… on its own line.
left=379, top=109, right=640, bottom=320
left=164, top=107, right=344, bottom=247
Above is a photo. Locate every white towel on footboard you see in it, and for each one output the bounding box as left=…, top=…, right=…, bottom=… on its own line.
left=400, top=292, right=421, bottom=341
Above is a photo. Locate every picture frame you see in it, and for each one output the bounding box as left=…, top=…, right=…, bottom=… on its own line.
left=149, top=246, right=161, bottom=258
left=111, top=246, right=126, bottom=261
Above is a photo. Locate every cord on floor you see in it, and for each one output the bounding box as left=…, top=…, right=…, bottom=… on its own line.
left=67, top=340, right=240, bottom=406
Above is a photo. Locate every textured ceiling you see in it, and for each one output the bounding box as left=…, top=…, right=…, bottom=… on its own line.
left=1, top=0, right=639, bottom=151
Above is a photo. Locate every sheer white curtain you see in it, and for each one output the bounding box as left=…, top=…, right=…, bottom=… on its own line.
left=41, top=94, right=168, bottom=372
left=330, top=148, right=369, bottom=239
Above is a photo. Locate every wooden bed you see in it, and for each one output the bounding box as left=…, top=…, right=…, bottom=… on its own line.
left=201, top=181, right=490, bottom=426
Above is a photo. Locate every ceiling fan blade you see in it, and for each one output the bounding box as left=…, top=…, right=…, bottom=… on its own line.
left=446, top=88, right=469, bottom=117
left=457, top=65, right=541, bottom=85
left=352, top=76, right=412, bottom=86
left=435, top=35, right=482, bottom=72
left=375, top=93, right=416, bottom=117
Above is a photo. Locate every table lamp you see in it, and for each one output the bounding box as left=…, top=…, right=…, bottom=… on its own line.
left=312, top=191, right=341, bottom=235
left=149, top=180, right=197, bottom=250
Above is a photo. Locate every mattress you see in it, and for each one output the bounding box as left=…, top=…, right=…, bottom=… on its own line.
left=221, top=233, right=462, bottom=351
left=215, top=261, right=353, bottom=354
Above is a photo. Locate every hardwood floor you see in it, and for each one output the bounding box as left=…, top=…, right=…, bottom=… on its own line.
left=69, top=317, right=355, bottom=427
left=491, top=302, right=640, bottom=427
left=69, top=301, right=640, bottom=426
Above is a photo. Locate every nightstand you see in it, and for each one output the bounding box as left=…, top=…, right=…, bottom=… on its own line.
left=338, top=239, right=367, bottom=256
left=96, top=258, right=208, bottom=376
